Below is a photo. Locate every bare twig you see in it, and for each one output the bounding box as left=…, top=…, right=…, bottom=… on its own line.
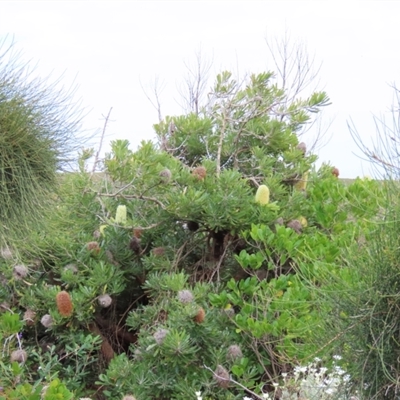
left=91, top=107, right=113, bottom=177
left=98, top=191, right=166, bottom=209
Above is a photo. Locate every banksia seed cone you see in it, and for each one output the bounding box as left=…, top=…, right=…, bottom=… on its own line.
left=294, top=172, right=309, bottom=191
left=332, top=167, right=339, bottom=177
left=159, top=168, right=172, bottom=183
left=152, top=247, right=165, bottom=256
left=177, top=289, right=194, bottom=304
left=23, top=309, right=36, bottom=326
left=56, top=291, right=73, bottom=317
left=194, top=307, right=206, bottom=323
left=86, top=241, right=101, bottom=254
left=214, top=365, right=230, bottom=388
left=13, top=264, right=28, bottom=280
left=227, top=344, right=243, bottom=361
left=98, top=294, right=112, bottom=308
left=115, top=205, right=127, bottom=225
left=192, top=166, right=207, bottom=180
left=129, top=236, right=142, bottom=255
left=287, top=219, right=303, bottom=234
left=133, top=228, right=143, bottom=238
left=255, top=185, right=270, bottom=205
left=11, top=349, right=27, bottom=363
left=153, top=328, right=169, bottom=345
left=41, top=314, right=53, bottom=328
left=297, top=142, right=307, bottom=155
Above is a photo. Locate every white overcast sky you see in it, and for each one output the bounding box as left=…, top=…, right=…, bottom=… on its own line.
left=1, top=1, right=400, bottom=178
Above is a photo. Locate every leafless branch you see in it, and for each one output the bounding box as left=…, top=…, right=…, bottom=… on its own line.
left=177, top=47, right=213, bottom=115
left=98, top=191, right=166, bottom=209
left=140, top=75, right=165, bottom=123
left=91, top=107, right=113, bottom=177
left=349, top=84, right=400, bottom=179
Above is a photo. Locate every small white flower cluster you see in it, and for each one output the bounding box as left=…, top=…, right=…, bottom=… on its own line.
left=265, top=356, right=357, bottom=400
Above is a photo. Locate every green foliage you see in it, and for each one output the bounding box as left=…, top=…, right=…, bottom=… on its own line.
left=0, top=40, right=84, bottom=247
left=0, top=65, right=386, bottom=400
left=321, top=181, right=400, bottom=399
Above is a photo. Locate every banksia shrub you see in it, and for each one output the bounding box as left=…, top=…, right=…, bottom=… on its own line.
left=56, top=291, right=73, bottom=317
left=192, top=166, right=207, bottom=180
left=194, top=307, right=206, bottom=323
left=214, top=364, right=230, bottom=388
left=255, top=184, right=270, bottom=205
left=10, top=349, right=27, bottom=363
left=98, top=294, right=112, bottom=308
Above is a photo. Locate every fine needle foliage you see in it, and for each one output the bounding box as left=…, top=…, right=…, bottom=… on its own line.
left=0, top=38, right=84, bottom=248
left=0, top=54, right=388, bottom=399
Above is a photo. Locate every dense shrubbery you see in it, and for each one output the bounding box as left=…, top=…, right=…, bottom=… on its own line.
left=0, top=61, right=393, bottom=400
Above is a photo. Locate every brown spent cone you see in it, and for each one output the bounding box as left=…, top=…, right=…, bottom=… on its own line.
left=10, top=349, right=27, bottom=363
left=152, top=247, right=165, bottom=257
left=159, top=168, right=172, bottom=183
left=214, top=364, right=230, bottom=388
left=13, top=264, right=28, bottom=280
left=98, top=294, right=112, bottom=308
left=287, top=219, right=303, bottom=234
left=296, top=141, right=307, bottom=155
left=129, top=236, right=142, bottom=255
left=332, top=167, right=340, bottom=177
left=227, top=344, right=243, bottom=361
left=194, top=307, right=206, bottom=323
left=40, top=314, right=53, bottom=328
left=86, top=241, right=101, bottom=254
left=133, top=228, right=143, bottom=238
left=56, top=291, right=73, bottom=317
left=23, top=309, right=36, bottom=326
left=192, top=166, right=207, bottom=180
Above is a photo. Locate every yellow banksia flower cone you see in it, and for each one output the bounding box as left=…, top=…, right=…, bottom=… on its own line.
left=255, top=185, right=270, bottom=205
left=115, top=205, right=127, bottom=225
left=298, top=216, right=308, bottom=227
left=294, top=172, right=309, bottom=191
